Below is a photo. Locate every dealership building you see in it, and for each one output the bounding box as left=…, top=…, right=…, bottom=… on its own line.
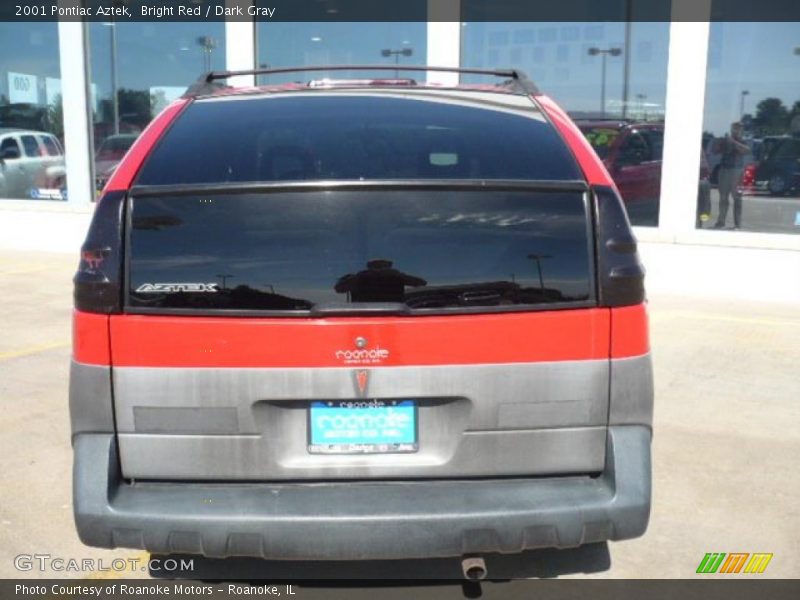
left=1, top=0, right=798, bottom=302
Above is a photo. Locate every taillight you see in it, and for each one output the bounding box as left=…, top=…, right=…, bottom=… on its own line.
left=74, top=191, right=125, bottom=313
left=593, top=185, right=646, bottom=307
left=741, top=163, right=757, bottom=188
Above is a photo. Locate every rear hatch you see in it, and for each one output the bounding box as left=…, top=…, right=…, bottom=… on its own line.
left=109, top=88, right=610, bottom=480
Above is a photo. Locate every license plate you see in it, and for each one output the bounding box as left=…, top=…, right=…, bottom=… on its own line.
left=308, top=400, right=418, bottom=454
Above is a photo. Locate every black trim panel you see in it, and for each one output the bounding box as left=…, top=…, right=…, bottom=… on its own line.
left=130, top=179, right=589, bottom=198
left=122, top=299, right=598, bottom=319
left=73, top=426, right=651, bottom=559
left=593, top=186, right=646, bottom=307
left=74, top=191, right=126, bottom=314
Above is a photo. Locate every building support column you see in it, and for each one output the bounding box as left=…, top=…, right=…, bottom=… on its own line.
left=657, top=0, right=712, bottom=238
left=427, top=0, right=461, bottom=85
left=57, top=17, right=94, bottom=208
left=225, top=0, right=256, bottom=87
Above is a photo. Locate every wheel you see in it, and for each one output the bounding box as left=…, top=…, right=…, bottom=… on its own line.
left=767, top=174, right=787, bottom=196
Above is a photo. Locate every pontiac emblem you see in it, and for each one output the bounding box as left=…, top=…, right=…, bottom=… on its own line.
left=354, top=369, right=369, bottom=397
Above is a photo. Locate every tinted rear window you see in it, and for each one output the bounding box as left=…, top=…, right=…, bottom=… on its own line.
left=127, top=190, right=593, bottom=313
left=136, top=92, right=581, bottom=185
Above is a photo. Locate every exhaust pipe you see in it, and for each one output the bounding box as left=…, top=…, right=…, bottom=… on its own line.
left=461, top=556, right=487, bottom=581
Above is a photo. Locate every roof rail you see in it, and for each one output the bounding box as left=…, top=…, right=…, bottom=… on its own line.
left=184, top=65, right=539, bottom=97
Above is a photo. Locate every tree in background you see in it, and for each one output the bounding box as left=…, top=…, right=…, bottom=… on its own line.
left=96, top=88, right=151, bottom=132
left=47, top=93, right=64, bottom=141
left=116, top=88, right=151, bottom=130
left=150, top=89, right=168, bottom=116
left=752, top=97, right=790, bottom=136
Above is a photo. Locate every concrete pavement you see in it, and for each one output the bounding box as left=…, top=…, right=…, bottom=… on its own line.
left=0, top=248, right=797, bottom=588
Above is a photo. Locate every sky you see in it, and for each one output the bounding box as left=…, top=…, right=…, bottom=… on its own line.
left=704, top=22, right=800, bottom=135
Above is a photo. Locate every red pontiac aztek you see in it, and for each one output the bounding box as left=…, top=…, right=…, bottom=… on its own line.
left=70, top=66, right=652, bottom=580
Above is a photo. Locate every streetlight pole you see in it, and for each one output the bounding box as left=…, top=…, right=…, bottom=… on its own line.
left=216, top=274, right=233, bottom=290
left=197, top=36, right=217, bottom=73
left=527, top=254, right=552, bottom=292
left=588, top=47, right=622, bottom=119
left=381, top=47, right=413, bottom=78
left=636, top=93, right=647, bottom=120
left=739, top=90, right=750, bottom=119
left=108, top=21, right=119, bottom=135
left=621, top=0, right=633, bottom=118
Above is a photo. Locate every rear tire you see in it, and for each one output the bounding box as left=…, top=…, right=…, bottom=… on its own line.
left=767, top=174, right=787, bottom=196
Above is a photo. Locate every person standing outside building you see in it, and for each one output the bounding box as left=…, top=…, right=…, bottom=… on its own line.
left=713, top=122, right=750, bottom=229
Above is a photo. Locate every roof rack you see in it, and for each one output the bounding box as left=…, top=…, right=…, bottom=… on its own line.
left=184, top=65, right=539, bottom=97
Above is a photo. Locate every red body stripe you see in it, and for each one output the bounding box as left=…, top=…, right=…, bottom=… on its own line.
left=73, top=311, right=110, bottom=365
left=103, top=99, right=189, bottom=193
left=77, top=305, right=649, bottom=367
left=109, top=310, right=612, bottom=368
left=610, top=304, right=650, bottom=358
left=534, top=94, right=616, bottom=188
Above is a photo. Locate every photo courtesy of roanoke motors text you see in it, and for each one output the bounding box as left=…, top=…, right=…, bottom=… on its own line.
left=0, top=0, right=798, bottom=599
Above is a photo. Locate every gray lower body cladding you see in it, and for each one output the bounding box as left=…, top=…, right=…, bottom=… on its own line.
left=70, top=355, right=653, bottom=480
left=73, top=425, right=651, bottom=560
left=105, top=359, right=643, bottom=480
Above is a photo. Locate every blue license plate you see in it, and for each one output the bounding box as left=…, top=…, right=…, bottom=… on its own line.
left=308, top=400, right=418, bottom=454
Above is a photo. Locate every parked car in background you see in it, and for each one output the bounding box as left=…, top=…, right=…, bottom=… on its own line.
left=750, top=135, right=789, bottom=163
left=0, top=128, right=66, bottom=199
left=752, top=136, right=800, bottom=196
left=577, top=120, right=664, bottom=225
left=578, top=120, right=716, bottom=227
left=94, top=133, right=138, bottom=192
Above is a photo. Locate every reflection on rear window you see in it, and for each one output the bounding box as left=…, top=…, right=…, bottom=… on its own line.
left=128, top=190, right=593, bottom=313
left=135, top=92, right=581, bottom=185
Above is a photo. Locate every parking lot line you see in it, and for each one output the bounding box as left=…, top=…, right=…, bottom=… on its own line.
left=652, top=311, right=800, bottom=328
left=0, top=341, right=69, bottom=361
left=0, top=265, right=53, bottom=276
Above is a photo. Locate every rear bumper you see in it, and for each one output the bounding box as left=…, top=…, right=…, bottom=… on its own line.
left=73, top=426, right=651, bottom=560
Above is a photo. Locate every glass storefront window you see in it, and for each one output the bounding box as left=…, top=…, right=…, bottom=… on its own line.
left=256, top=20, right=427, bottom=84
left=698, top=20, right=800, bottom=234
left=0, top=22, right=67, bottom=201
left=461, top=20, right=670, bottom=227
left=87, top=21, right=225, bottom=193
